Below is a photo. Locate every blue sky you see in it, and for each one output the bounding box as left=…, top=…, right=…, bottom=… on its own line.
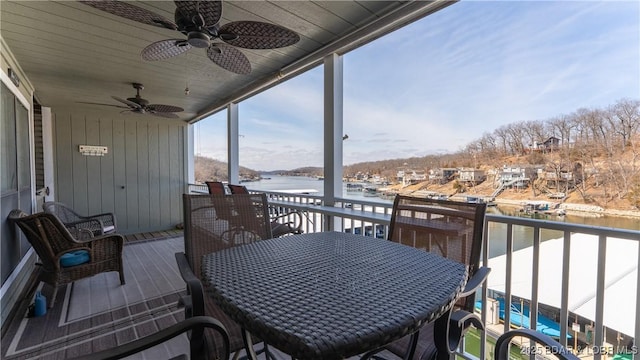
left=194, top=0, right=640, bottom=171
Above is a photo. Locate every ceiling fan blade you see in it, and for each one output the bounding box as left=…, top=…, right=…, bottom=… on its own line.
left=112, top=96, right=142, bottom=109
left=174, top=0, right=222, bottom=28
left=142, top=39, right=192, bottom=61
left=77, top=101, right=129, bottom=109
left=206, top=43, right=251, bottom=75
left=219, top=21, right=300, bottom=49
left=149, top=111, right=180, bottom=119
left=80, top=1, right=177, bottom=30
left=147, top=104, right=184, bottom=113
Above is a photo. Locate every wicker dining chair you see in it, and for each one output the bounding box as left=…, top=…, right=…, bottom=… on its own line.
left=205, top=181, right=226, bottom=195
left=175, top=193, right=273, bottom=358
left=8, top=209, right=125, bottom=308
left=69, top=316, right=230, bottom=360
left=43, top=201, right=117, bottom=236
left=373, top=195, right=490, bottom=360
left=227, top=184, right=304, bottom=237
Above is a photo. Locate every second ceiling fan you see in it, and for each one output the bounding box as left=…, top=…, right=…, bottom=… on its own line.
left=80, top=83, right=184, bottom=118
left=80, top=0, right=300, bottom=75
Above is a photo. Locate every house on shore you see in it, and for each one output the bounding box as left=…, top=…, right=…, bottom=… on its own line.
left=428, top=168, right=458, bottom=184
left=497, top=165, right=540, bottom=189
left=528, top=136, right=560, bottom=153
left=458, top=168, right=486, bottom=184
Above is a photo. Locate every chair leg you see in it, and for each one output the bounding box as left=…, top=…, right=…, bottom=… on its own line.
left=49, top=286, right=58, bottom=309
left=119, top=269, right=126, bottom=285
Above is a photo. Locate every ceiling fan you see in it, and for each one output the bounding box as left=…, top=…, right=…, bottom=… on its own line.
left=80, top=83, right=184, bottom=119
left=80, top=0, right=300, bottom=75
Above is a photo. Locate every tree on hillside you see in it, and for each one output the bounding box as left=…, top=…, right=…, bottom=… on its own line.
left=548, top=114, right=575, bottom=147
left=609, top=98, right=640, bottom=149
left=522, top=120, right=548, bottom=148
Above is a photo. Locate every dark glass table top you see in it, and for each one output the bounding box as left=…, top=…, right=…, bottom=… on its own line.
left=202, top=231, right=468, bottom=359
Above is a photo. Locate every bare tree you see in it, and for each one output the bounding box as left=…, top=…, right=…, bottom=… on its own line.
left=505, top=122, right=527, bottom=154
left=494, top=125, right=511, bottom=155
left=522, top=119, right=547, bottom=149
left=548, top=114, right=576, bottom=147
left=575, top=107, right=614, bottom=156
left=608, top=98, right=640, bottom=149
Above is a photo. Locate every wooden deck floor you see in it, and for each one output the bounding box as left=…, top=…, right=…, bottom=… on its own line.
left=123, top=229, right=184, bottom=244
left=1, top=232, right=188, bottom=360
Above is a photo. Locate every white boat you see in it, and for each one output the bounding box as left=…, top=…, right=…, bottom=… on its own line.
left=363, top=186, right=379, bottom=196
left=520, top=201, right=565, bottom=216
left=346, top=183, right=365, bottom=192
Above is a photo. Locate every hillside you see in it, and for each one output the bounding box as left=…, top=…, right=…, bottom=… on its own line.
left=195, top=142, right=640, bottom=217
left=195, top=156, right=259, bottom=182
left=376, top=148, right=640, bottom=216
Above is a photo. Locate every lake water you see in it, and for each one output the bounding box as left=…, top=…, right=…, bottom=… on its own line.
left=247, top=175, right=639, bottom=232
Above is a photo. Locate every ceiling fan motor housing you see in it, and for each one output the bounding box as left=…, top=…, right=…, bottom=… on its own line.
left=187, top=31, right=211, bottom=48
left=127, top=97, right=149, bottom=106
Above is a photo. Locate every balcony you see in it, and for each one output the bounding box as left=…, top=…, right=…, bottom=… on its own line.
left=1, top=1, right=638, bottom=358
left=4, top=188, right=635, bottom=359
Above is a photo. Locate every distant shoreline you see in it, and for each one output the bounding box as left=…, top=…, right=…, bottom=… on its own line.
left=249, top=174, right=640, bottom=220
left=483, top=198, right=640, bottom=219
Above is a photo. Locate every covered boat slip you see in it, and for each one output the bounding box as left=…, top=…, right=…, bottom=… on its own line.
left=477, top=298, right=573, bottom=339
left=487, top=233, right=638, bottom=341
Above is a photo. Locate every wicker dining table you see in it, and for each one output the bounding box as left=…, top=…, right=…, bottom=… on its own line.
left=201, top=231, right=469, bottom=360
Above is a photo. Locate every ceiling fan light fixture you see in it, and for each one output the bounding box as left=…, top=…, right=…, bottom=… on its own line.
left=187, top=32, right=210, bottom=48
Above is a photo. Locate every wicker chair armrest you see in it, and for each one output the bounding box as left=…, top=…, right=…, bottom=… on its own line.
left=68, top=227, right=96, bottom=241
left=495, top=328, right=579, bottom=360
left=87, top=212, right=117, bottom=228
left=459, top=266, right=491, bottom=298
left=175, top=252, right=205, bottom=318
left=65, top=218, right=106, bottom=235
left=68, top=316, right=230, bottom=360
left=83, top=234, right=124, bottom=261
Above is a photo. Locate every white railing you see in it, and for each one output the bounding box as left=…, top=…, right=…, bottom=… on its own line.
left=265, top=190, right=394, bottom=237
left=189, top=183, right=209, bottom=194
left=187, top=184, right=639, bottom=360
left=482, top=216, right=639, bottom=360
